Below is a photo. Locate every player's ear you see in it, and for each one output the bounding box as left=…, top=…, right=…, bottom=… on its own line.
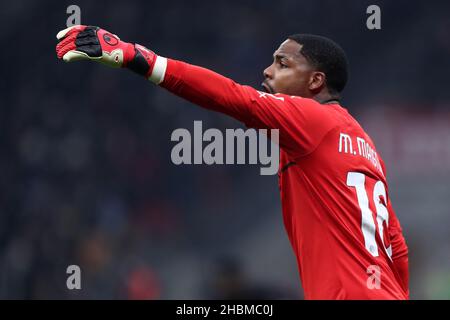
left=309, top=71, right=326, bottom=91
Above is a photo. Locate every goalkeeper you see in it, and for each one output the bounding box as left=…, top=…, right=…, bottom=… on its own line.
left=56, top=25, right=409, bottom=300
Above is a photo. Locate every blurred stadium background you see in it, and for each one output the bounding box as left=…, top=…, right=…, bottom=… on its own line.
left=0, top=0, right=449, bottom=299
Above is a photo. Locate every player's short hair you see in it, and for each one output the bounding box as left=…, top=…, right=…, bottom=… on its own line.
left=288, top=34, right=348, bottom=94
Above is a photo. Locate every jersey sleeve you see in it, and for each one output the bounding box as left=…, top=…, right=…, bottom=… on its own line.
left=387, top=198, right=409, bottom=296
left=160, top=58, right=336, bottom=158
left=380, top=158, right=409, bottom=296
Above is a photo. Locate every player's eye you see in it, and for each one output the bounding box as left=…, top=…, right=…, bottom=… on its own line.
left=279, top=61, right=288, bottom=68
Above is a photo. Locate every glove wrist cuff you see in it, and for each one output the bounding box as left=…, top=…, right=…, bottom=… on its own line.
left=125, top=44, right=162, bottom=81
left=147, top=55, right=167, bottom=84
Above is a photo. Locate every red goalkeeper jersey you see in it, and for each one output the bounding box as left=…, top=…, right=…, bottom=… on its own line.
left=160, top=58, right=409, bottom=300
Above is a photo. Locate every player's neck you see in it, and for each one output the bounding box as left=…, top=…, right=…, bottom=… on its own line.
left=313, top=91, right=341, bottom=105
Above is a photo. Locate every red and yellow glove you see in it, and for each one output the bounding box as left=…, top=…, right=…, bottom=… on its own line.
left=56, top=25, right=167, bottom=83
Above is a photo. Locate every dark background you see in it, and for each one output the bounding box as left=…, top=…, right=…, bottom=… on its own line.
left=0, top=0, right=449, bottom=299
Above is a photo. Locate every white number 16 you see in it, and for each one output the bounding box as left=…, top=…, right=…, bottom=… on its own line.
left=347, top=172, right=392, bottom=259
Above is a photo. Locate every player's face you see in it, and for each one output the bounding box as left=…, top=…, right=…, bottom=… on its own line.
left=262, top=39, right=316, bottom=97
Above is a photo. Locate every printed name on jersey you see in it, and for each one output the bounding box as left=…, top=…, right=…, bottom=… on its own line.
left=338, top=133, right=384, bottom=175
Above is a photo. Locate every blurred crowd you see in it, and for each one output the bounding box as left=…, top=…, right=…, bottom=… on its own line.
left=0, top=0, right=449, bottom=299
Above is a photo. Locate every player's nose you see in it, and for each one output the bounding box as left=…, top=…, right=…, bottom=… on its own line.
left=263, top=65, right=273, bottom=79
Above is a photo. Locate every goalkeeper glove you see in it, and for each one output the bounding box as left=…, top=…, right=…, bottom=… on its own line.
left=56, top=25, right=166, bottom=84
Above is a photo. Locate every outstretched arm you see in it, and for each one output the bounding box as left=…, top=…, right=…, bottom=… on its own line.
left=56, top=25, right=336, bottom=158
